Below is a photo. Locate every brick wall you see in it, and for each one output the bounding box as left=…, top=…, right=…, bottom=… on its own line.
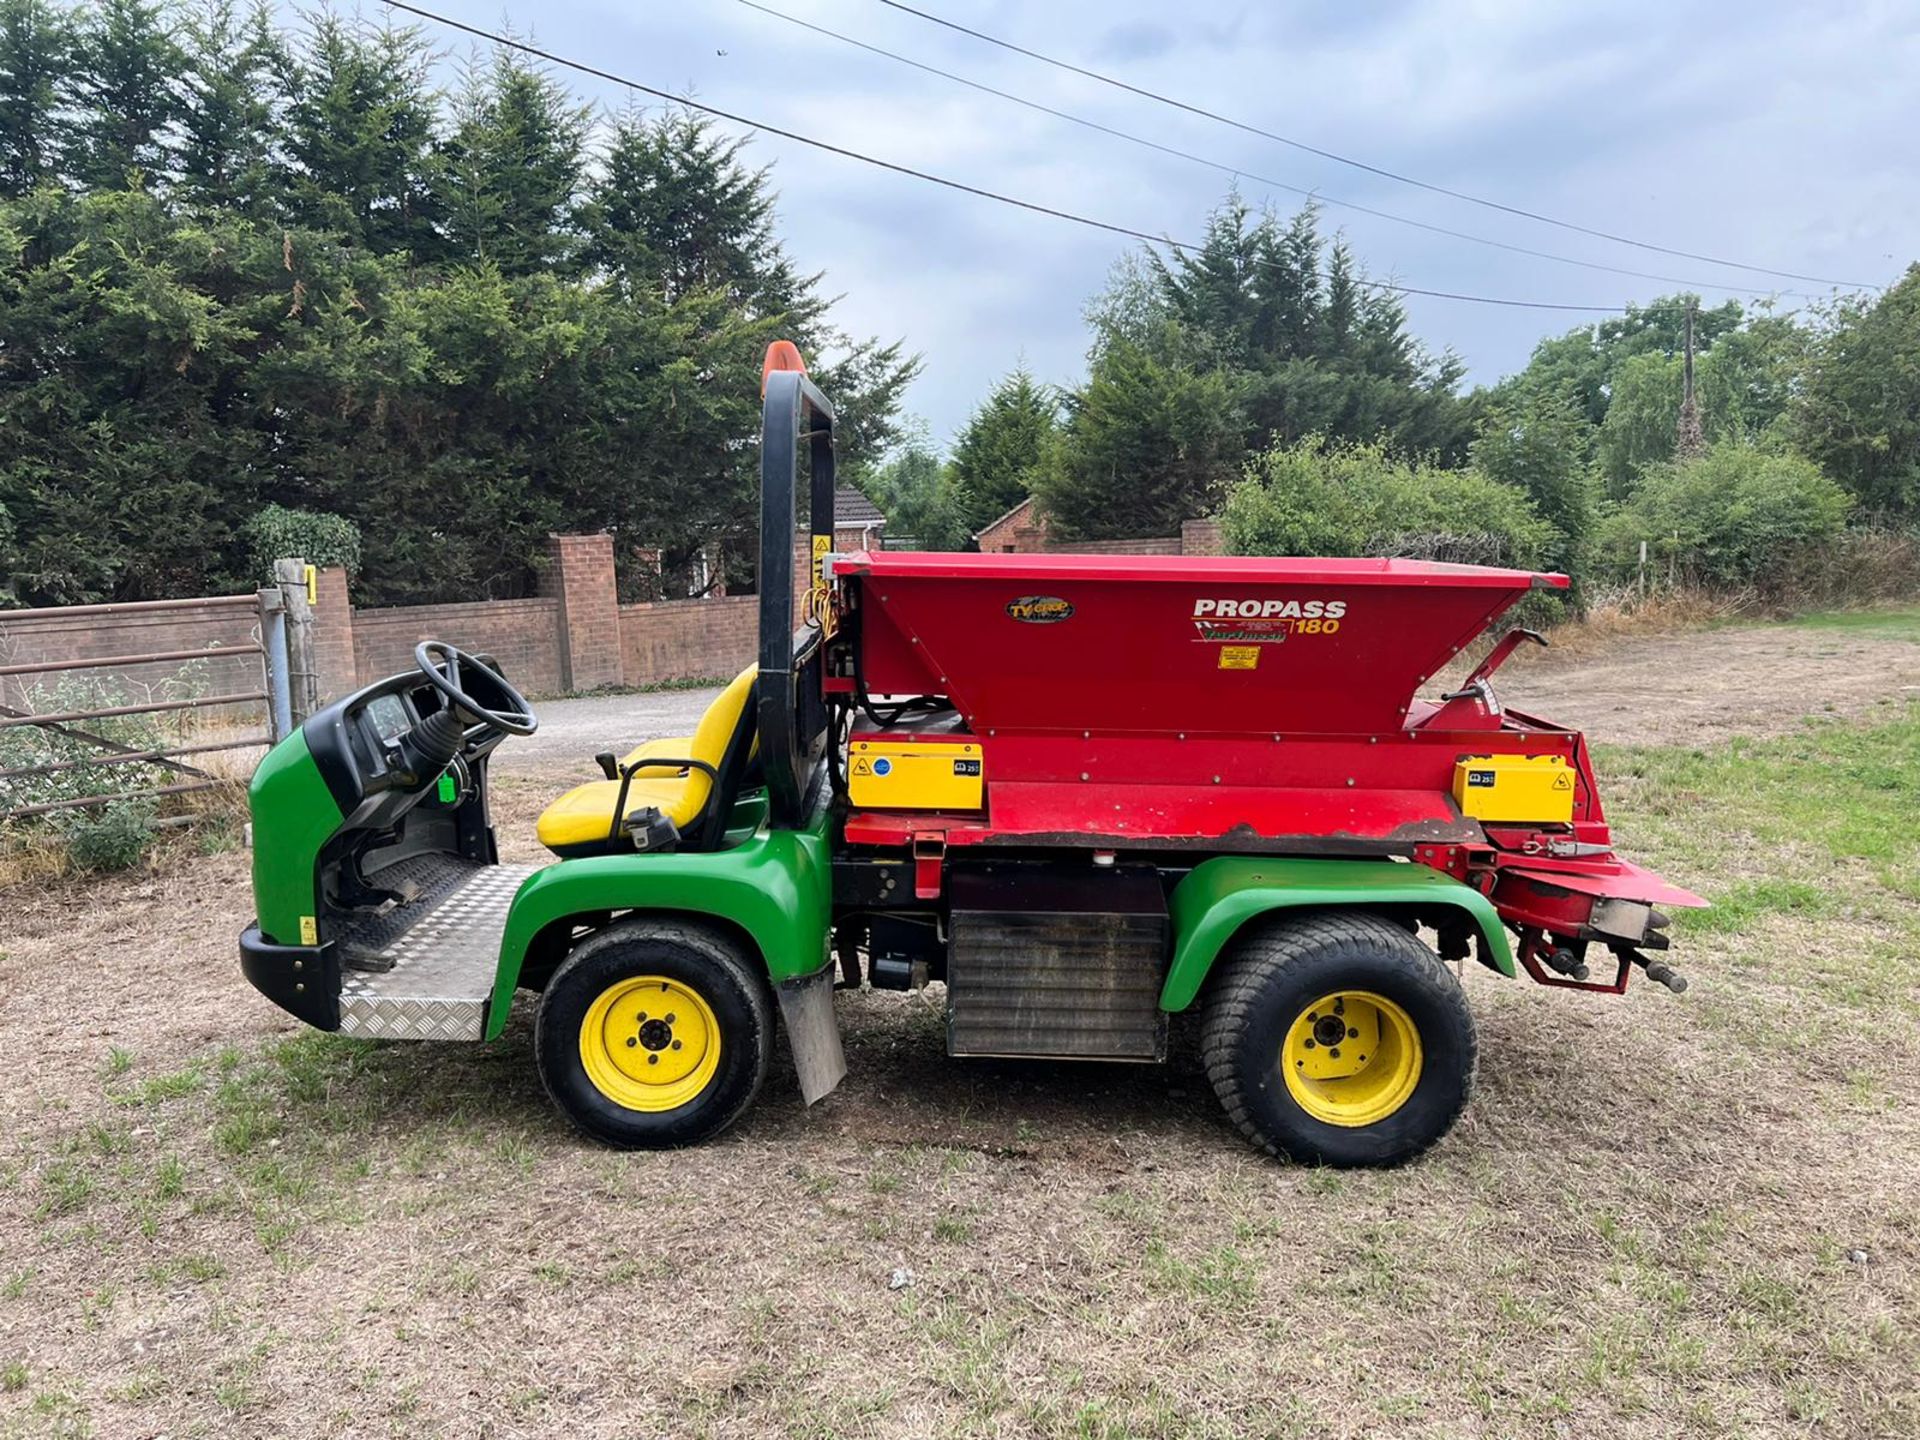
left=310, top=566, right=356, bottom=700
left=1181, top=518, right=1224, bottom=556
left=619, top=596, right=757, bottom=687
left=350, top=597, right=566, bottom=695
left=541, top=534, right=622, bottom=692
left=337, top=533, right=753, bottom=699
left=0, top=597, right=266, bottom=712
left=4, top=531, right=774, bottom=718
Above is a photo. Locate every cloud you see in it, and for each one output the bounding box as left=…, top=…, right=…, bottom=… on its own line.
left=409, top=0, right=1917, bottom=445
left=1095, top=20, right=1177, bottom=63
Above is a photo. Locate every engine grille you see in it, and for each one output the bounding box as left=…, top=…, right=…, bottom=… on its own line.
left=946, top=865, right=1169, bottom=1061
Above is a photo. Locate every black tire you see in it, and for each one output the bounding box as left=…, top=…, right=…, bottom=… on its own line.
left=1200, top=911, right=1476, bottom=1168
left=535, top=918, right=774, bottom=1148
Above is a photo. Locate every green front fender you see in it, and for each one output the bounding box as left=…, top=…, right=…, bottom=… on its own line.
left=487, top=816, right=833, bottom=1040
left=1159, top=857, right=1515, bottom=1012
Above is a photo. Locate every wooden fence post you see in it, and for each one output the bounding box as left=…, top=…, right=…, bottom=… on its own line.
left=273, top=558, right=319, bottom=724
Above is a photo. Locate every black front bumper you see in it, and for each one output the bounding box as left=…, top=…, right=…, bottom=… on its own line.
left=239, top=924, right=341, bottom=1031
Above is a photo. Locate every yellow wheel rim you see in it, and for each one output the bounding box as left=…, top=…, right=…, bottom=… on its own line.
left=1281, top=990, right=1423, bottom=1128
left=578, top=975, right=722, bottom=1113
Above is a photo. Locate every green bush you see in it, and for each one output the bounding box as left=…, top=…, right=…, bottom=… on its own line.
left=0, top=677, right=183, bottom=815
left=1222, top=436, right=1558, bottom=568
left=1597, top=442, right=1851, bottom=588
left=60, top=799, right=158, bottom=873
left=241, top=505, right=362, bottom=583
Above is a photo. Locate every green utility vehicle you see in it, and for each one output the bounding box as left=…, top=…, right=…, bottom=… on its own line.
left=240, top=345, right=1699, bottom=1166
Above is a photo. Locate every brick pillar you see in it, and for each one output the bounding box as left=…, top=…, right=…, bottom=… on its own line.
left=310, top=565, right=357, bottom=701
left=542, top=533, right=622, bottom=692
left=1181, top=518, right=1224, bottom=556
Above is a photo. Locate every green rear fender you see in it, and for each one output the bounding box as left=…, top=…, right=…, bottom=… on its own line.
left=1159, top=857, right=1515, bottom=1012
left=488, top=818, right=833, bottom=1040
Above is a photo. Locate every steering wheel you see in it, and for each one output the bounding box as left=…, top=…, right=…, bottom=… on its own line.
left=413, top=641, right=539, bottom=737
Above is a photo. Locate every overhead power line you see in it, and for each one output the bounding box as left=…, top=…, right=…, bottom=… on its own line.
left=873, top=0, right=1875, bottom=291
left=737, top=0, right=1800, bottom=300
left=380, top=1, right=1729, bottom=318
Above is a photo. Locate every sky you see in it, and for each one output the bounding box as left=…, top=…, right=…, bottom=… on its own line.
left=388, top=0, right=1917, bottom=447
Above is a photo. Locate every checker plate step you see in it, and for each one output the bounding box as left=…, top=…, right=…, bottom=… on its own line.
left=337, top=864, right=540, bottom=1041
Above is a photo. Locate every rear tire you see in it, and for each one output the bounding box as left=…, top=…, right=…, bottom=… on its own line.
left=1200, top=912, right=1475, bottom=1167
left=535, top=918, right=773, bottom=1148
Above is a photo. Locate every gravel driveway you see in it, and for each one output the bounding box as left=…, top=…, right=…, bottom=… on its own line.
left=499, top=684, right=725, bottom=775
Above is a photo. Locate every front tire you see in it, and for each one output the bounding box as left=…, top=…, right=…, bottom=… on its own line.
left=1200, top=912, right=1476, bottom=1167
left=535, top=919, right=773, bottom=1148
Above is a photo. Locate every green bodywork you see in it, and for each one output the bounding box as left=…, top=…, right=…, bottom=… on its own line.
left=245, top=732, right=1513, bottom=1039
left=1158, top=856, right=1515, bottom=1011
left=248, top=729, right=345, bottom=946
left=486, top=806, right=834, bottom=1040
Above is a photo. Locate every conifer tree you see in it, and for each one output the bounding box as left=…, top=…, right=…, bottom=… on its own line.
left=950, top=367, right=1057, bottom=525
left=68, top=0, right=187, bottom=190
left=439, top=45, right=587, bottom=274
left=0, top=0, right=74, bottom=197
left=177, top=0, right=282, bottom=215
left=279, top=12, right=443, bottom=258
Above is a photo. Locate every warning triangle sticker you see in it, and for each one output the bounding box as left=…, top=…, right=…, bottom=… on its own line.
left=853, top=758, right=872, bottom=775
left=1552, top=773, right=1573, bottom=790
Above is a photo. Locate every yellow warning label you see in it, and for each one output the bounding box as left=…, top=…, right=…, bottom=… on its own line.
left=1218, top=645, right=1260, bottom=670
left=852, top=758, right=872, bottom=775
left=298, top=914, right=317, bottom=945
left=1552, top=773, right=1573, bottom=791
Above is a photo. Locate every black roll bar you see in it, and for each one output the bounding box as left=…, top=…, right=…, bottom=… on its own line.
left=757, top=365, right=838, bottom=829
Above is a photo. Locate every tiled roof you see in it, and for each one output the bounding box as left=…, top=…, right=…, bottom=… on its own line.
left=834, top=486, right=887, bottom=528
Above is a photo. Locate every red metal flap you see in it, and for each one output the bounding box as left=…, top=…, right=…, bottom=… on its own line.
left=1496, top=858, right=1708, bottom=909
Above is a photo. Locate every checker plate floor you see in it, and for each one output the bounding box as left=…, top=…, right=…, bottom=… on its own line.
left=337, top=863, right=540, bottom=1041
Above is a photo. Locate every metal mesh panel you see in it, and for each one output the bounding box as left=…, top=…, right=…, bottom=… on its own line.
left=336, top=863, right=540, bottom=1041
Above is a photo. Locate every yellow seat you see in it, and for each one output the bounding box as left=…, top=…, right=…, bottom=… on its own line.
left=621, top=735, right=695, bottom=774
left=619, top=725, right=760, bottom=778
left=536, top=667, right=758, bottom=855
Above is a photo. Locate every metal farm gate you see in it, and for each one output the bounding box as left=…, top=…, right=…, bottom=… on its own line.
left=0, top=562, right=317, bottom=828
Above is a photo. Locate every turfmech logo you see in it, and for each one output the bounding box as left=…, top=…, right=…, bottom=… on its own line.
left=1190, top=595, right=1349, bottom=644
left=1193, top=598, right=1348, bottom=620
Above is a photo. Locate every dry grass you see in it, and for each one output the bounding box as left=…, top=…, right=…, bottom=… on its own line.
left=1540, top=585, right=1743, bottom=657
left=0, top=781, right=250, bottom=892
left=2, top=629, right=1918, bottom=1439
